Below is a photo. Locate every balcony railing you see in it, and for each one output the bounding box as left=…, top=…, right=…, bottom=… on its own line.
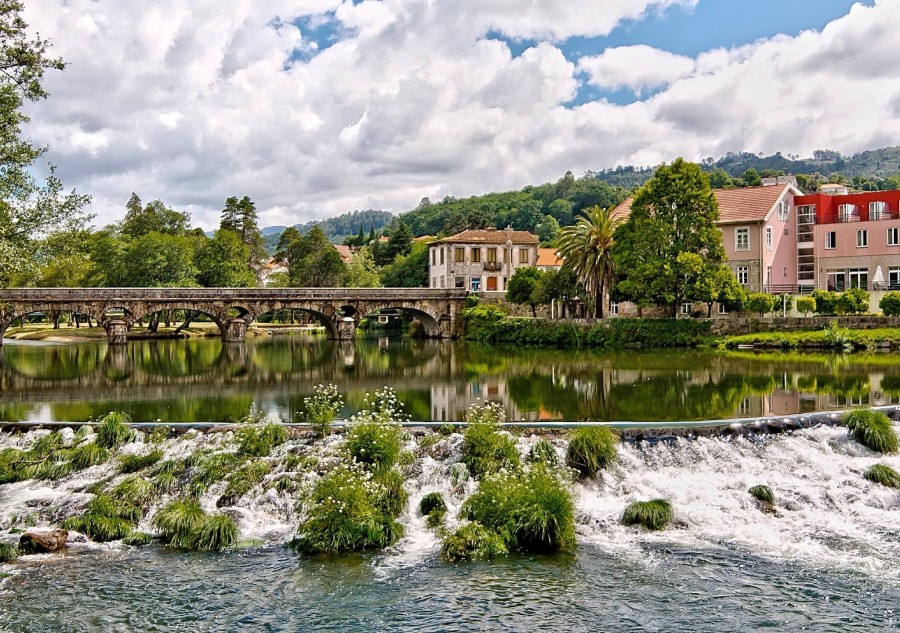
left=763, top=283, right=900, bottom=294
left=483, top=261, right=502, bottom=272
left=818, top=210, right=899, bottom=224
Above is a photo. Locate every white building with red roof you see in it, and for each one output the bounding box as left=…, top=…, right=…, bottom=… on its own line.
left=428, top=228, right=538, bottom=292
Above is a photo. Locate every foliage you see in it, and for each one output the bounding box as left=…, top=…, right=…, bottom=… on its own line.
left=194, top=514, right=240, bottom=552
left=121, top=231, right=199, bottom=287
left=121, top=195, right=191, bottom=238
left=527, top=439, right=559, bottom=467
left=122, top=531, right=153, bottom=547
left=291, top=463, right=404, bottom=554
left=195, top=229, right=256, bottom=287
left=344, top=388, right=406, bottom=472
left=373, top=468, right=408, bottom=517
left=152, top=499, right=206, bottom=547
left=69, top=443, right=110, bottom=470
left=879, top=292, right=900, bottom=317
left=372, top=218, right=413, bottom=267
left=863, top=464, right=900, bottom=489
left=770, top=293, right=793, bottom=316
left=613, top=159, right=726, bottom=317
left=811, top=290, right=839, bottom=315
left=461, top=402, right=520, bottom=478
left=621, top=499, right=674, bottom=531
left=557, top=205, right=619, bottom=317
left=0, top=542, right=18, bottom=562
left=439, top=522, right=508, bottom=561
left=796, top=296, right=816, bottom=316
left=841, top=409, right=898, bottom=454
left=119, top=449, right=163, bottom=474
left=836, top=288, right=869, bottom=315
left=822, top=321, right=852, bottom=351
left=276, top=225, right=347, bottom=287
left=450, top=462, right=470, bottom=486
left=748, top=485, right=774, bottom=504
left=419, top=492, right=447, bottom=517
left=301, top=384, right=344, bottom=437
left=746, top=293, right=775, bottom=316
left=379, top=240, right=430, bottom=287
left=221, top=461, right=271, bottom=502
left=345, top=246, right=381, bottom=287
left=63, top=494, right=140, bottom=542
left=95, top=412, right=134, bottom=449
left=237, top=423, right=288, bottom=457
left=459, top=465, right=576, bottom=553
left=111, top=476, right=156, bottom=508
left=506, top=267, right=544, bottom=316
left=565, top=426, right=619, bottom=478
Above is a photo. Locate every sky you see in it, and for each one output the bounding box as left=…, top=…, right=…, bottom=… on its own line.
left=23, top=0, right=898, bottom=230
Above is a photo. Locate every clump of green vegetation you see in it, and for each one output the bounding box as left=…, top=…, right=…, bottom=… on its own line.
left=621, top=499, right=674, bottom=531
left=460, top=402, right=520, bottom=478
left=237, top=423, right=288, bottom=458
left=63, top=494, right=142, bottom=542
left=419, top=492, right=447, bottom=528
left=565, top=426, right=619, bottom=478
left=152, top=499, right=239, bottom=551
left=219, top=461, right=271, bottom=504
left=0, top=543, right=18, bottom=563
left=302, top=383, right=344, bottom=437
left=290, top=463, right=404, bottom=555
left=374, top=468, right=408, bottom=517
left=74, top=425, right=93, bottom=442
left=150, top=459, right=182, bottom=493
left=344, top=388, right=407, bottom=473
left=863, top=463, right=900, bottom=488
left=194, top=514, right=240, bottom=551
left=189, top=452, right=245, bottom=497
left=440, top=522, right=508, bottom=561
left=95, top=412, right=134, bottom=449
left=119, top=449, right=163, bottom=474
left=69, top=443, right=110, bottom=470
left=438, top=424, right=457, bottom=436
left=122, top=531, right=153, bottom=547
left=841, top=409, right=899, bottom=454
left=450, top=463, right=469, bottom=486
left=527, top=439, right=558, bottom=467
left=146, top=426, right=172, bottom=444
left=748, top=485, right=774, bottom=504
left=1, top=429, right=117, bottom=483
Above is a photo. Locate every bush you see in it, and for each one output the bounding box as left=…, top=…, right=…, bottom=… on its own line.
left=746, top=293, right=775, bottom=316
left=291, top=463, right=404, bottom=555
left=153, top=499, right=207, bottom=548
left=95, top=412, right=134, bottom=449
left=419, top=492, right=447, bottom=516
left=374, top=468, right=408, bottom=517
left=770, top=294, right=793, bottom=316
left=188, top=452, right=245, bottom=497
left=237, top=423, right=288, bottom=457
left=119, top=449, right=163, bottom=474
left=440, top=522, right=508, bottom=562
left=748, top=485, right=774, bottom=504
left=194, top=514, right=240, bottom=551
left=796, top=296, right=816, bottom=316
left=344, top=388, right=406, bottom=473
left=527, top=439, right=558, bottom=467
left=0, top=542, right=18, bottom=562
left=461, top=402, right=520, bottom=478
left=863, top=463, right=900, bottom=488
left=880, top=292, right=900, bottom=316
left=460, top=466, right=575, bottom=554
left=841, top=409, right=898, bottom=454
left=302, top=384, right=344, bottom=437
left=450, top=462, right=469, bottom=486
left=811, top=289, right=839, bottom=315
left=565, top=426, right=618, bottom=478
left=621, top=499, right=674, bottom=531
left=836, top=287, right=869, bottom=315
left=63, top=494, right=140, bottom=542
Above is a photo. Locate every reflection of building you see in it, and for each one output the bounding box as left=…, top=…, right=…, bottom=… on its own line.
left=430, top=381, right=527, bottom=422
left=428, top=228, right=538, bottom=293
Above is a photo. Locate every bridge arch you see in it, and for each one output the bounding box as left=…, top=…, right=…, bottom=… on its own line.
left=360, top=306, right=443, bottom=338
left=0, top=304, right=106, bottom=340
left=243, top=304, right=340, bottom=340
left=127, top=305, right=228, bottom=337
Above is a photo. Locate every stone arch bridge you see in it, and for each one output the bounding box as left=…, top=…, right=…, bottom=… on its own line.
left=0, top=288, right=468, bottom=344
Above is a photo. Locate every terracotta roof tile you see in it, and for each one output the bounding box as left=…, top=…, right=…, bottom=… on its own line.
left=433, top=229, right=538, bottom=244
left=536, top=248, right=563, bottom=267
left=611, top=184, right=792, bottom=225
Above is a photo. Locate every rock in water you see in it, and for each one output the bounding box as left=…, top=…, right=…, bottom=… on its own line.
left=18, top=530, right=68, bottom=554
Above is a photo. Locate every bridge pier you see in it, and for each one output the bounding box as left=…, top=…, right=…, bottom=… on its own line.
left=223, top=319, right=248, bottom=343
left=336, top=318, right=357, bottom=340
left=106, top=320, right=129, bottom=345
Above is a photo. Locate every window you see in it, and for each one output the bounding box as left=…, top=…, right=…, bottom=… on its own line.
left=718, top=303, right=727, bottom=315
left=888, top=227, right=899, bottom=246
left=439, top=248, right=444, bottom=265
left=503, top=248, right=509, bottom=264
left=849, top=268, right=868, bottom=289
left=454, top=247, right=464, bottom=263
left=766, top=226, right=772, bottom=251
left=825, top=232, right=836, bottom=249
left=454, top=276, right=465, bottom=289
left=870, top=201, right=888, bottom=219
left=838, top=204, right=857, bottom=222
left=826, top=270, right=846, bottom=292
left=736, top=266, right=749, bottom=285
left=471, top=248, right=481, bottom=263
left=778, top=200, right=789, bottom=221
left=431, top=250, right=436, bottom=265
left=486, top=247, right=497, bottom=263
left=470, top=278, right=481, bottom=292
left=889, top=267, right=900, bottom=289
left=518, top=248, right=529, bottom=264
left=857, top=229, right=868, bottom=248
left=681, top=302, right=691, bottom=315
left=431, top=277, right=436, bottom=288
left=797, top=205, right=816, bottom=224
left=439, top=275, right=445, bottom=288
left=610, top=302, right=619, bottom=316
left=735, top=227, right=749, bottom=251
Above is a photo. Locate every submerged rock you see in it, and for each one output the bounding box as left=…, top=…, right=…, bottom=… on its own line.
left=19, top=530, right=68, bottom=554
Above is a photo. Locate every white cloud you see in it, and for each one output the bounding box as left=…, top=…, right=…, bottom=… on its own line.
left=579, top=45, right=695, bottom=94
left=19, top=0, right=900, bottom=231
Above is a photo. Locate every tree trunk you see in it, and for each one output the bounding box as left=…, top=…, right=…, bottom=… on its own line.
left=707, top=302, right=713, bottom=318
left=164, top=310, right=171, bottom=328
left=149, top=313, right=160, bottom=333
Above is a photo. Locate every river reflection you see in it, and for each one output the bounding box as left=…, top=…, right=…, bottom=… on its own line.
left=2, top=336, right=900, bottom=423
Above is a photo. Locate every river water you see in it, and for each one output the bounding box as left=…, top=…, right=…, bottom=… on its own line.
left=2, top=338, right=900, bottom=631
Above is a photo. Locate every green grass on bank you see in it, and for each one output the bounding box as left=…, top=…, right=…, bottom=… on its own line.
left=716, top=327, right=900, bottom=351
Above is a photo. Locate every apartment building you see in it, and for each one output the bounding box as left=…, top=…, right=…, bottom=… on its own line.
left=428, top=228, right=539, bottom=292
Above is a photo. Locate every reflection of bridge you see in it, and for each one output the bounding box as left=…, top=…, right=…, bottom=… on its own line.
left=0, top=288, right=468, bottom=344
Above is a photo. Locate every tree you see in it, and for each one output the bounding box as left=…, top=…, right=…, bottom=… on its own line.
left=195, top=230, right=256, bottom=287
left=507, top=267, right=543, bottom=316
left=533, top=268, right=580, bottom=315
left=613, top=159, right=727, bottom=317
left=345, top=246, right=381, bottom=287
left=879, top=292, right=900, bottom=316
left=557, top=205, right=619, bottom=318
left=122, top=198, right=190, bottom=238
left=380, top=241, right=429, bottom=287
left=746, top=293, right=775, bottom=316
left=275, top=225, right=347, bottom=287
left=0, top=4, right=91, bottom=286
left=122, top=232, right=198, bottom=288
left=535, top=215, right=560, bottom=246
left=373, top=219, right=413, bottom=267
left=741, top=168, right=761, bottom=186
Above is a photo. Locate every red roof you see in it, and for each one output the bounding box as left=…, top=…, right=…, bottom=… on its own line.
left=536, top=248, right=563, bottom=267
left=612, top=183, right=794, bottom=225
left=433, top=228, right=538, bottom=245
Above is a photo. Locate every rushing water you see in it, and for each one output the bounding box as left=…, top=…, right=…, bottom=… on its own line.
left=3, top=336, right=900, bottom=423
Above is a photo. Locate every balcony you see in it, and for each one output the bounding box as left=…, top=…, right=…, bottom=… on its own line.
left=483, top=261, right=502, bottom=272
left=818, top=209, right=899, bottom=225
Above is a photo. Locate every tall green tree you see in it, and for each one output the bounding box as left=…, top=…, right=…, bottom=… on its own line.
left=122, top=232, right=198, bottom=287
left=276, top=225, right=346, bottom=287
left=506, top=267, right=543, bottom=317
left=0, top=3, right=91, bottom=286
left=379, top=240, right=429, bottom=287
left=613, top=158, right=726, bottom=317
left=121, top=198, right=190, bottom=238
left=196, top=230, right=256, bottom=287
left=345, top=246, right=381, bottom=287
left=556, top=205, right=619, bottom=318
left=373, top=218, right=413, bottom=266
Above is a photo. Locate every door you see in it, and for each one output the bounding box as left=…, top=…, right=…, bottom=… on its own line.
left=486, top=276, right=498, bottom=291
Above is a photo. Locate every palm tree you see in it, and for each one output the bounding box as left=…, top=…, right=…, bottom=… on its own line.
left=556, top=205, right=619, bottom=318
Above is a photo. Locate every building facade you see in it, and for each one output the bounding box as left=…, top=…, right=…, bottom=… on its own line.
left=428, top=228, right=539, bottom=292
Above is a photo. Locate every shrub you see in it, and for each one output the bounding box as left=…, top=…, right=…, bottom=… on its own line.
left=291, top=463, right=403, bottom=554
left=796, top=296, right=816, bottom=316
left=0, top=542, right=18, bottom=563
left=111, top=476, right=155, bottom=508
left=122, top=531, right=153, bottom=547
left=836, top=287, right=869, bottom=315
left=302, top=384, right=344, bottom=437
left=119, top=449, right=163, bottom=474
left=373, top=468, right=408, bottom=517
left=746, top=293, right=775, bottom=316
left=527, top=439, right=558, bottom=467
left=344, top=388, right=406, bottom=473
left=822, top=321, right=853, bottom=350
left=621, top=499, right=674, bottom=531
left=95, top=412, right=134, bottom=449
left=189, top=452, right=245, bottom=497
left=63, top=494, right=140, bottom=542
left=461, top=402, right=520, bottom=478
left=460, top=466, right=575, bottom=554
left=440, top=522, right=508, bottom=561
left=770, top=293, right=793, bottom=316
left=748, top=485, right=774, bottom=504
left=69, top=443, right=110, bottom=470
left=880, top=292, right=900, bottom=317
left=841, top=409, right=898, bottom=454
left=863, top=463, right=900, bottom=488
left=419, top=492, right=447, bottom=517
left=237, top=423, right=288, bottom=458
left=811, top=289, right=839, bottom=315
left=565, top=426, right=618, bottom=478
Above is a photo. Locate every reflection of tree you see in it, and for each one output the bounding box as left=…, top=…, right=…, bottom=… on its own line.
left=2, top=343, right=105, bottom=380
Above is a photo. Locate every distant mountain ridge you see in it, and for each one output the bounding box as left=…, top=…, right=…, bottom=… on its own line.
left=261, top=209, right=394, bottom=253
